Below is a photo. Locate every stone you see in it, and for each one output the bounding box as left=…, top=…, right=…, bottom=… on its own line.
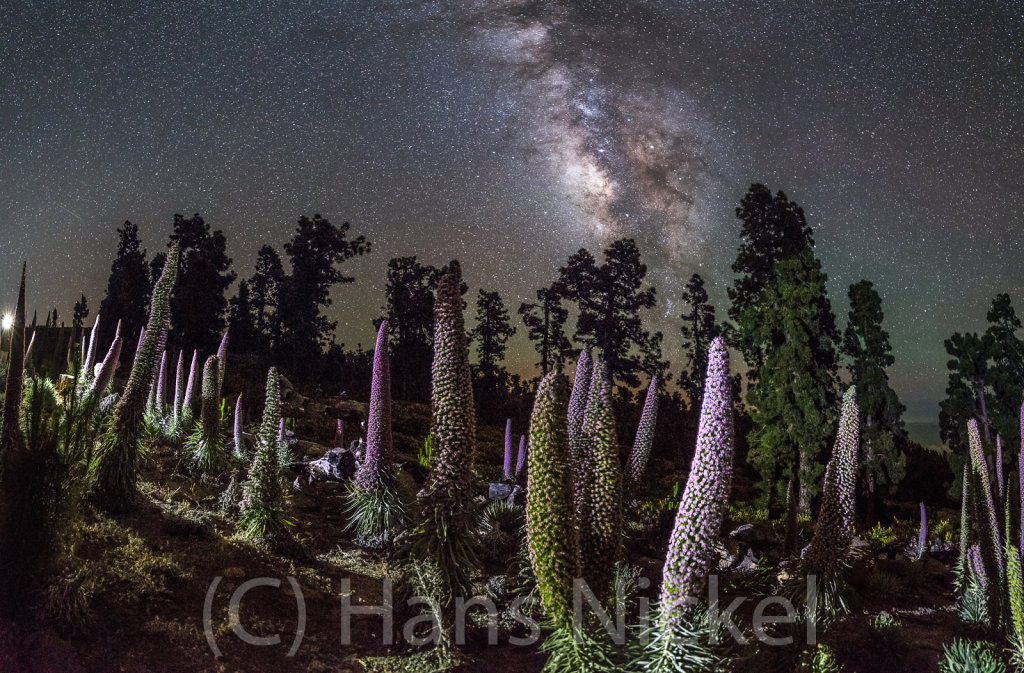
left=488, top=483, right=513, bottom=501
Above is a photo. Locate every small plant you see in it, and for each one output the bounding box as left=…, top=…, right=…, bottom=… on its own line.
left=797, top=644, right=840, bottom=673
left=938, top=639, right=1005, bottom=673
left=417, top=436, right=432, bottom=468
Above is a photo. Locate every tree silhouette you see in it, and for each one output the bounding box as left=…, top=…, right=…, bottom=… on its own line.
left=842, top=279, right=906, bottom=517
left=556, top=238, right=658, bottom=389
left=98, top=221, right=151, bottom=358
left=275, top=214, right=369, bottom=378
left=518, top=286, right=572, bottom=375
left=678, top=273, right=718, bottom=407
left=168, top=213, right=236, bottom=354
left=381, top=256, right=441, bottom=402
left=469, top=289, right=515, bottom=379
left=250, top=245, right=286, bottom=350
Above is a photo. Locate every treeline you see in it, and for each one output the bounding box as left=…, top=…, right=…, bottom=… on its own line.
left=42, top=184, right=940, bottom=514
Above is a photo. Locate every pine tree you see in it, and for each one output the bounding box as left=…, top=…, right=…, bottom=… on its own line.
left=249, top=245, right=286, bottom=351
left=678, top=273, right=719, bottom=408
left=275, top=215, right=370, bottom=377
left=468, top=289, right=515, bottom=379
left=518, top=286, right=572, bottom=375
left=227, top=279, right=259, bottom=355
left=98, top=221, right=152, bottom=355
left=555, top=238, right=658, bottom=388
left=167, top=213, right=236, bottom=354
left=381, top=256, right=441, bottom=402
left=940, top=331, right=997, bottom=454
left=842, top=280, right=906, bottom=516
left=744, top=248, right=839, bottom=512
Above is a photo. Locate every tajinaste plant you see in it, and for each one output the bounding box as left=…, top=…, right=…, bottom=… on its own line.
left=239, top=367, right=288, bottom=544
left=170, top=350, right=186, bottom=435
left=967, top=418, right=1004, bottom=626
left=154, top=350, right=168, bottom=413
left=626, top=374, right=659, bottom=497
left=660, top=336, right=734, bottom=625
left=997, top=435, right=1005, bottom=502
left=349, top=321, right=404, bottom=538
left=525, top=371, right=577, bottom=628
left=917, top=502, right=927, bottom=560
left=1020, top=400, right=1024, bottom=555
left=567, top=349, right=592, bottom=492
left=91, top=246, right=179, bottom=512
left=183, top=349, right=199, bottom=419
left=83, top=313, right=101, bottom=377
left=89, top=333, right=122, bottom=396
left=334, top=418, right=344, bottom=447
left=577, top=356, right=622, bottom=602
left=187, top=355, right=227, bottom=474
left=803, top=386, right=860, bottom=579
left=233, top=394, right=246, bottom=458
left=515, top=434, right=527, bottom=481
left=215, top=328, right=229, bottom=400
left=413, top=261, right=480, bottom=602
left=503, top=418, right=513, bottom=482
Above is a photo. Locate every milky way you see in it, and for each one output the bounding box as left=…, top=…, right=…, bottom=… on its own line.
left=2, top=0, right=1023, bottom=443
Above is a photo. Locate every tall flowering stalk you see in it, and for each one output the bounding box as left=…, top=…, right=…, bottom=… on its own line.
left=233, top=394, right=246, bottom=458
left=353, top=320, right=394, bottom=493
left=91, top=246, right=179, bottom=512
left=215, top=329, right=229, bottom=400
left=83, top=313, right=101, bottom=376
left=917, top=502, right=927, bottom=559
left=567, top=349, right=592, bottom=489
left=90, top=333, right=122, bottom=396
left=413, top=261, right=480, bottom=600
left=661, top=337, right=734, bottom=624
left=804, top=386, right=860, bottom=577
left=1020, top=400, right=1024, bottom=555
left=183, top=349, right=199, bottom=418
left=626, top=374, right=659, bottom=496
left=503, top=418, right=513, bottom=481
left=515, top=434, right=527, bottom=481
left=577, top=357, right=622, bottom=600
left=967, top=417, right=1004, bottom=625
left=997, top=435, right=1005, bottom=502
left=526, top=371, right=577, bottom=628
left=171, top=350, right=186, bottom=434
left=187, top=355, right=227, bottom=474
left=239, top=367, right=288, bottom=543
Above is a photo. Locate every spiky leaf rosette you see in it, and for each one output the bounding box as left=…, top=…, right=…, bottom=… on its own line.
left=526, top=371, right=578, bottom=628
left=0, top=263, right=27, bottom=465
left=187, top=355, right=227, bottom=474
left=414, top=260, right=480, bottom=601
left=661, top=337, right=734, bottom=625
left=567, top=349, right=592, bottom=494
left=239, top=367, right=288, bottom=543
left=354, top=320, right=394, bottom=493
left=91, top=246, right=179, bottom=512
left=89, top=335, right=122, bottom=396
left=626, top=374, right=659, bottom=497
left=577, top=357, right=622, bottom=601
left=803, top=385, right=860, bottom=579
left=503, top=418, right=513, bottom=481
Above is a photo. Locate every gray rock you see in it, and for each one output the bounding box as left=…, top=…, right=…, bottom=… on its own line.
left=488, top=483, right=513, bottom=501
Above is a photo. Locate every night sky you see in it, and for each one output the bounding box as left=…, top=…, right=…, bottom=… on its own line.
left=2, top=1, right=1023, bottom=446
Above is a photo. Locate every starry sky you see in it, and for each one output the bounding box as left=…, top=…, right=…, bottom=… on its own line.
left=2, top=0, right=1023, bottom=446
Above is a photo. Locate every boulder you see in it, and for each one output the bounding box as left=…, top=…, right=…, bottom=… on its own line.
left=291, top=446, right=359, bottom=491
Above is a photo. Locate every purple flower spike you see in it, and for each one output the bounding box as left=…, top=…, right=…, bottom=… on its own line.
left=567, top=349, right=592, bottom=479
left=515, top=434, right=527, bottom=480
left=90, top=335, right=122, bottom=395
left=354, top=320, right=394, bottom=492
left=184, top=350, right=199, bottom=413
left=661, top=337, right=734, bottom=625
left=627, top=374, right=659, bottom=495
left=917, top=502, right=927, bottom=559
left=997, top=435, right=1005, bottom=502
left=233, top=393, right=245, bottom=458
left=83, top=313, right=101, bottom=375
left=503, top=418, right=513, bottom=481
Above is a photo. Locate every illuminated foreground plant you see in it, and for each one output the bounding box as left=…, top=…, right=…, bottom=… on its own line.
left=91, top=245, right=179, bottom=512
left=626, top=374, right=659, bottom=497
left=348, top=320, right=404, bottom=538
left=239, top=367, right=289, bottom=544
left=186, top=355, right=227, bottom=475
